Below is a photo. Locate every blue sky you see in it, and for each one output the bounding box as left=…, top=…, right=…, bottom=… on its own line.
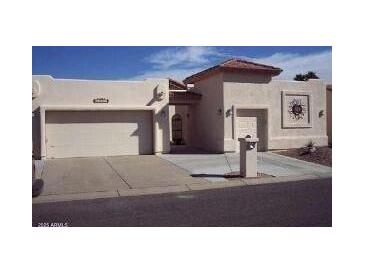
left=32, top=46, right=332, bottom=82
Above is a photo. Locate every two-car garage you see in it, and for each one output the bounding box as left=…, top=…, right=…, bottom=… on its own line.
left=44, top=110, right=154, bottom=159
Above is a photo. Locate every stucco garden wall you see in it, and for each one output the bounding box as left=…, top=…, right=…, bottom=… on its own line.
left=326, top=87, right=332, bottom=145
left=222, top=72, right=328, bottom=151
left=32, top=76, right=170, bottom=158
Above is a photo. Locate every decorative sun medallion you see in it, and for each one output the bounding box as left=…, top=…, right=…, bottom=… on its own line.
left=288, top=98, right=306, bottom=120
left=282, top=91, right=311, bottom=128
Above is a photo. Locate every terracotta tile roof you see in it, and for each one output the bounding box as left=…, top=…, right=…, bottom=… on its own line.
left=169, top=78, right=187, bottom=90
left=169, top=91, right=202, bottom=103
left=183, top=58, right=282, bottom=84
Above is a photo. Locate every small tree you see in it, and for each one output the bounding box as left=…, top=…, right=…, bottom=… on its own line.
left=294, top=74, right=307, bottom=81
left=305, top=71, right=319, bottom=79
left=294, top=71, right=320, bottom=81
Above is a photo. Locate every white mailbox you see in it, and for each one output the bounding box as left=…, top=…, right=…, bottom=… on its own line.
left=238, top=136, right=259, bottom=178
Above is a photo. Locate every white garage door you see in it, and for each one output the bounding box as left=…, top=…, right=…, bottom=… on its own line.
left=236, top=109, right=268, bottom=152
left=45, top=110, right=153, bottom=158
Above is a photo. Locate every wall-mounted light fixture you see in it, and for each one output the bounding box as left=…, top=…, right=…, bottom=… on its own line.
left=319, top=110, right=324, bottom=117
left=156, top=84, right=166, bottom=101
left=226, top=109, right=232, bottom=117
left=217, top=108, right=223, bottom=116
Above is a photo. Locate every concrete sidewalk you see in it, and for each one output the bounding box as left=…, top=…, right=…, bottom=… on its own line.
left=160, top=152, right=332, bottom=182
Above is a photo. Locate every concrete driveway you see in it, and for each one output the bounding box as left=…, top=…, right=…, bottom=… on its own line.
left=33, top=152, right=331, bottom=203
left=38, top=155, right=204, bottom=197
left=159, top=152, right=332, bottom=182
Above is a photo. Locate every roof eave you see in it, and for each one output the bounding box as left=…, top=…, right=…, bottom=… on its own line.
left=221, top=66, right=283, bottom=76
left=183, top=67, right=282, bottom=84
left=169, top=78, right=187, bottom=90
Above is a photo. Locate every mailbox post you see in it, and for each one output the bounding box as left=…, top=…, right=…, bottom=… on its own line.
left=238, top=136, right=259, bottom=178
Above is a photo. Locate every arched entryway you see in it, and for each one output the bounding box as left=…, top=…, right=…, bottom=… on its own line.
left=172, top=114, right=183, bottom=145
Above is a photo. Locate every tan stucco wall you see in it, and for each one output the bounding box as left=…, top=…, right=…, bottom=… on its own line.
left=189, top=74, right=224, bottom=152
left=222, top=72, right=328, bottom=150
left=326, top=88, right=332, bottom=144
left=32, top=75, right=170, bottom=158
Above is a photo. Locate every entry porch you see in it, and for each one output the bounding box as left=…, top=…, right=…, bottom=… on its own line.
left=169, top=90, right=201, bottom=152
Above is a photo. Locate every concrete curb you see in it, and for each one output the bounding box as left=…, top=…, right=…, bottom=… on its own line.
left=265, top=152, right=332, bottom=170
left=32, top=190, right=119, bottom=204
left=33, top=160, right=45, bottom=179
left=242, top=174, right=319, bottom=185
left=117, top=185, right=190, bottom=197
left=32, top=173, right=332, bottom=204
left=187, top=180, right=245, bottom=191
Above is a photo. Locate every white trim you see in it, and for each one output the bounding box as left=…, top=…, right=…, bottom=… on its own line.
left=40, top=105, right=156, bottom=111
left=54, top=78, right=145, bottom=83
left=272, top=79, right=326, bottom=84
left=32, top=75, right=151, bottom=83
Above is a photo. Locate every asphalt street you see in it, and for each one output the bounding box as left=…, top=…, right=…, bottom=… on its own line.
left=32, top=178, right=332, bottom=227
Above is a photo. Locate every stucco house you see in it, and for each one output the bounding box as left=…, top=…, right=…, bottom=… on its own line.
left=32, top=58, right=328, bottom=159
left=326, top=84, right=332, bottom=145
